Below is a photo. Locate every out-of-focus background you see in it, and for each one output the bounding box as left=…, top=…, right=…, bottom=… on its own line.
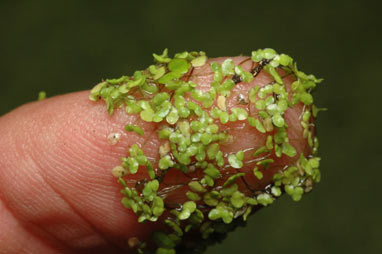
left=0, top=0, right=380, bottom=253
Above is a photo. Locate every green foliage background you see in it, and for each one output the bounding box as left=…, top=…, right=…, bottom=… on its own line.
left=0, top=0, right=380, bottom=253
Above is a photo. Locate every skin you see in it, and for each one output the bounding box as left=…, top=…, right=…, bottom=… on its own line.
left=0, top=56, right=310, bottom=254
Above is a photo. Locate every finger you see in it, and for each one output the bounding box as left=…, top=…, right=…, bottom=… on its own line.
left=0, top=56, right=312, bottom=253
left=0, top=90, right=160, bottom=253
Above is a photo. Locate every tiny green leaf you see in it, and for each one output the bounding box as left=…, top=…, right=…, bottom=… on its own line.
left=282, top=142, right=297, bottom=157
left=127, top=157, right=139, bottom=174
left=168, top=58, right=191, bottom=74
left=203, top=191, right=220, bottom=206
left=272, top=113, right=285, bottom=127
left=263, top=48, right=277, bottom=59
left=204, top=166, right=221, bottom=179
left=140, top=108, right=154, bottom=122
left=188, top=181, right=207, bottom=193
left=231, top=108, right=248, bottom=120
left=178, top=201, right=196, bottom=220
left=223, top=173, right=245, bottom=187
left=125, top=124, right=145, bottom=136
left=153, top=48, right=171, bottom=63
left=38, top=91, right=47, bottom=101
left=228, top=154, right=243, bottom=169
left=231, top=191, right=245, bottom=208
left=191, top=55, right=207, bottom=67
left=221, top=58, right=235, bottom=76
left=207, top=143, right=220, bottom=160
left=248, top=117, right=266, bottom=133
left=257, top=193, right=274, bottom=206
left=186, top=191, right=201, bottom=201
left=159, top=155, right=174, bottom=170
left=253, top=167, right=263, bottom=180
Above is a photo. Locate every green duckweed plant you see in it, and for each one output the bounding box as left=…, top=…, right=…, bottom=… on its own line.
left=89, top=48, right=324, bottom=254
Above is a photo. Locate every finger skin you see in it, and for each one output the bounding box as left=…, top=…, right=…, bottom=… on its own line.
left=0, top=56, right=309, bottom=253
left=0, top=91, right=154, bottom=253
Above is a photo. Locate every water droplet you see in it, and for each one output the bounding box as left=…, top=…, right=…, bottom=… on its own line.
left=107, top=132, right=121, bottom=145
left=237, top=93, right=248, bottom=105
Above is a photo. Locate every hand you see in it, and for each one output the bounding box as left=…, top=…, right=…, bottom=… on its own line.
left=0, top=56, right=310, bottom=253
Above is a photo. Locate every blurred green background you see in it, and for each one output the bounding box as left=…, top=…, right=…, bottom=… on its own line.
left=0, top=0, right=380, bottom=253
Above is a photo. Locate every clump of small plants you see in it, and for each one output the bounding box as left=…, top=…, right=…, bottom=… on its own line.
left=90, top=48, right=324, bottom=254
